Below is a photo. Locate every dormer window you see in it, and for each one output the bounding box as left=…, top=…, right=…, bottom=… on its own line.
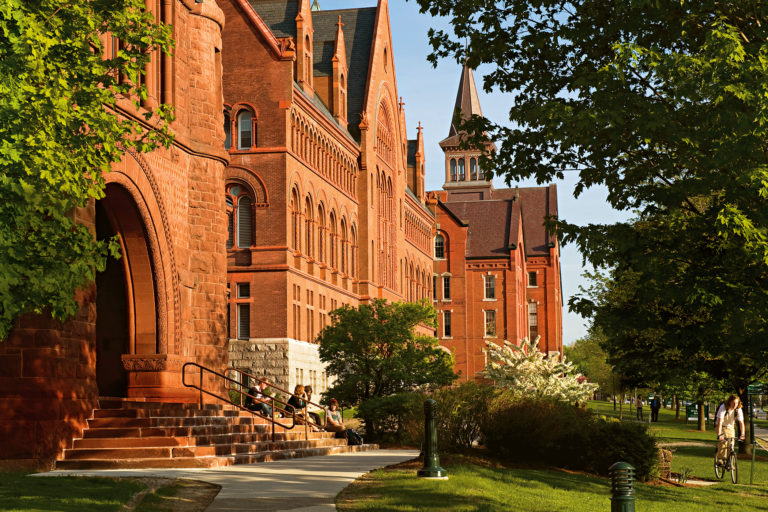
left=237, top=110, right=253, bottom=150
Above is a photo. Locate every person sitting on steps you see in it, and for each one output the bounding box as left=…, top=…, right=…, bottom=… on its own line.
left=244, top=377, right=273, bottom=417
left=287, top=384, right=318, bottom=430
left=304, top=385, right=323, bottom=427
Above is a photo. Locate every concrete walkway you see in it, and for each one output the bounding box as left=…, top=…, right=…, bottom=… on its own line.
left=39, top=449, right=418, bottom=511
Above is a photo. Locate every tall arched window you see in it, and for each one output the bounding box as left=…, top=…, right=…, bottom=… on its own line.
left=340, top=219, right=348, bottom=274
left=470, top=158, right=478, bottom=180
left=290, top=188, right=300, bottom=251
left=458, top=158, right=465, bottom=181
left=434, top=234, right=445, bottom=259
left=226, top=183, right=252, bottom=249
left=450, top=159, right=457, bottom=181
left=330, top=212, right=338, bottom=269
left=317, top=204, right=326, bottom=262
left=351, top=225, right=357, bottom=278
left=304, top=198, right=313, bottom=258
left=224, top=109, right=231, bottom=150
left=237, top=110, right=253, bottom=150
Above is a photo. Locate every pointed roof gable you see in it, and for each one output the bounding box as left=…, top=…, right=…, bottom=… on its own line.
left=493, top=185, right=558, bottom=256
left=448, top=63, right=483, bottom=137
left=441, top=199, right=522, bottom=258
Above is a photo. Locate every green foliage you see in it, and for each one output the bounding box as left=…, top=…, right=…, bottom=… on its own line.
left=564, top=328, right=615, bottom=395
left=413, top=0, right=768, bottom=394
left=0, top=0, right=174, bottom=339
left=433, top=382, right=496, bottom=450
left=356, top=392, right=426, bottom=445
left=317, top=300, right=457, bottom=438
left=481, top=398, right=658, bottom=480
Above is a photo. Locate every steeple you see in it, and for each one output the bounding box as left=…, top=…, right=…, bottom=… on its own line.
left=448, top=63, right=483, bottom=137
left=439, top=64, right=494, bottom=196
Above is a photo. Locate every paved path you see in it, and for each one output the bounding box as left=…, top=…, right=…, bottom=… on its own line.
left=39, top=449, right=419, bottom=511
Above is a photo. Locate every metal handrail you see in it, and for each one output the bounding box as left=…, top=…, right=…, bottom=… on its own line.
left=181, top=362, right=297, bottom=442
left=228, top=367, right=328, bottom=436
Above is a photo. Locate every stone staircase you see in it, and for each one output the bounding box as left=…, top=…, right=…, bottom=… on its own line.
left=56, top=398, right=375, bottom=469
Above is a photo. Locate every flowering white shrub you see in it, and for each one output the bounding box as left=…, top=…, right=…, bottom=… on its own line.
left=480, top=337, right=597, bottom=403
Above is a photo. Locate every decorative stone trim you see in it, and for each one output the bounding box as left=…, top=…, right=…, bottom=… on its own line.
left=121, top=354, right=188, bottom=372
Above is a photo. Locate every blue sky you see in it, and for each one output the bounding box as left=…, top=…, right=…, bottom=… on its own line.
left=317, top=0, right=632, bottom=345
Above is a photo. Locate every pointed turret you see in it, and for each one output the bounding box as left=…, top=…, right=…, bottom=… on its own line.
left=448, top=63, right=483, bottom=137
left=331, top=15, right=348, bottom=125
left=311, top=0, right=320, bottom=11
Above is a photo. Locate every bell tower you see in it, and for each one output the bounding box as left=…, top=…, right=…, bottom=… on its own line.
left=439, top=64, right=494, bottom=200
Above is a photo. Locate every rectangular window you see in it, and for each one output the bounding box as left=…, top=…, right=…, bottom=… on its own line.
left=485, top=275, right=496, bottom=299
left=443, top=276, right=451, bottom=300
left=443, top=310, right=452, bottom=338
left=433, top=275, right=438, bottom=300
left=237, top=283, right=250, bottom=299
left=528, top=302, right=539, bottom=340
left=528, top=271, right=538, bottom=287
left=484, top=310, right=496, bottom=337
left=237, top=304, right=250, bottom=340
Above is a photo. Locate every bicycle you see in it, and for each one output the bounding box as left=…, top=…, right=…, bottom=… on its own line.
left=714, top=436, right=739, bottom=483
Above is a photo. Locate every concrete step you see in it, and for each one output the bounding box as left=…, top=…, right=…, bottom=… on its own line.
left=56, top=444, right=379, bottom=470
left=73, top=430, right=334, bottom=449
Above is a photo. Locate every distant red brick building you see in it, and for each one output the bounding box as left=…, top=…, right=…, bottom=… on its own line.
left=427, top=65, right=563, bottom=381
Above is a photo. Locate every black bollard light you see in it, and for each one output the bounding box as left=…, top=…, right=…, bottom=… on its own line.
left=608, top=462, right=635, bottom=512
left=417, top=398, right=447, bottom=479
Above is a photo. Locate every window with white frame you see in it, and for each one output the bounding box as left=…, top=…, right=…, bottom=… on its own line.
left=484, top=274, right=496, bottom=300
left=434, top=234, right=445, bottom=259
left=442, top=275, right=451, bottom=300
left=443, top=310, right=452, bottom=338
left=484, top=310, right=496, bottom=337
left=528, top=302, right=539, bottom=340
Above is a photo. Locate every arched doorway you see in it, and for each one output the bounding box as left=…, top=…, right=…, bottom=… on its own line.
left=95, top=184, right=159, bottom=397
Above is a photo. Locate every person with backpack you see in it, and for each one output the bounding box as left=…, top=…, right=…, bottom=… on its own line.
left=715, top=394, right=745, bottom=466
left=325, top=399, right=364, bottom=446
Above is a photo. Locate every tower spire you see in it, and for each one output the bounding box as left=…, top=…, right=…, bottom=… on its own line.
left=448, top=63, right=483, bottom=137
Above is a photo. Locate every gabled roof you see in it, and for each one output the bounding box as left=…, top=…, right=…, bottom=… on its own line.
left=311, top=8, right=376, bottom=140
left=493, top=185, right=558, bottom=256
left=247, top=0, right=299, bottom=38
left=441, top=199, right=521, bottom=258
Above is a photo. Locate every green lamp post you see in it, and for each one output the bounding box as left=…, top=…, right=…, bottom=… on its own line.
left=417, top=398, right=447, bottom=479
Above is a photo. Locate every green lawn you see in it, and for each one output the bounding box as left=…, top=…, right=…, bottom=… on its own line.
left=336, top=400, right=768, bottom=511
left=0, top=473, right=145, bottom=512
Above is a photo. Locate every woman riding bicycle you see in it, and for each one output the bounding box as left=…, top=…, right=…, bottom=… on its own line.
left=715, top=394, right=745, bottom=466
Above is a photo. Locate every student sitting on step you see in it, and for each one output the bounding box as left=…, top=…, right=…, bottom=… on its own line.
left=303, top=385, right=323, bottom=427
left=244, top=377, right=273, bottom=417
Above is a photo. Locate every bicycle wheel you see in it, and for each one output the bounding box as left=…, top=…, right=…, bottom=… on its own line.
left=729, top=450, right=738, bottom=484
left=714, top=454, right=725, bottom=479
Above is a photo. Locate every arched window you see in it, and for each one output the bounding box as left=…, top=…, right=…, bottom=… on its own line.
left=351, top=225, right=357, bottom=278
left=470, top=157, right=478, bottom=180
left=304, top=197, right=313, bottom=258
left=458, top=158, right=465, bottom=181
left=290, top=188, right=300, bottom=251
left=224, top=109, right=231, bottom=150
left=450, top=159, right=457, bottom=181
left=237, top=110, right=253, bottom=150
left=434, top=234, right=445, bottom=259
left=226, top=183, right=252, bottom=249
left=317, top=204, right=326, bottom=262
left=341, top=219, right=348, bottom=274
left=330, top=212, right=337, bottom=269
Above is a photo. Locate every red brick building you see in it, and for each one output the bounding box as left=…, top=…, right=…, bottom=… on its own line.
left=0, top=1, right=230, bottom=468
left=218, top=0, right=434, bottom=392
left=427, top=65, right=563, bottom=381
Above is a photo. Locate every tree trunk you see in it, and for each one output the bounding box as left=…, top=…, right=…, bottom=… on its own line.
left=697, top=401, right=706, bottom=431
left=619, top=389, right=624, bottom=421
left=675, top=396, right=680, bottom=420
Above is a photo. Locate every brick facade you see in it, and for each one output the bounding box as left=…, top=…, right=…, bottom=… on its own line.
left=0, top=0, right=229, bottom=469
left=427, top=65, right=563, bottom=381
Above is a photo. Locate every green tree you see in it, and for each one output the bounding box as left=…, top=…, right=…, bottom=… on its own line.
left=563, top=328, right=615, bottom=397
left=413, top=0, right=768, bottom=391
left=317, top=300, right=457, bottom=437
left=0, top=0, right=174, bottom=339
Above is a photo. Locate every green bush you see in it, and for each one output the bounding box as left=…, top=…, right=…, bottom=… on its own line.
left=357, top=392, right=426, bottom=444
left=480, top=398, right=658, bottom=480
left=433, top=382, right=496, bottom=450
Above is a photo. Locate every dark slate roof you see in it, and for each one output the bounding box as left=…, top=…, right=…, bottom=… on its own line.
left=494, top=185, right=558, bottom=256
left=442, top=199, right=521, bottom=258
left=312, top=8, right=377, bottom=140
left=247, top=0, right=299, bottom=38
left=407, top=139, right=417, bottom=167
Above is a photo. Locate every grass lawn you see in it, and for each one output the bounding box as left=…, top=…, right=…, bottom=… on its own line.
left=0, top=472, right=146, bottom=512
left=337, top=400, right=768, bottom=511
left=0, top=473, right=218, bottom=512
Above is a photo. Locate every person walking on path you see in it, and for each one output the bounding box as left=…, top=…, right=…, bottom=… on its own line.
left=650, top=395, right=661, bottom=422
left=715, top=394, right=745, bottom=465
left=636, top=395, right=644, bottom=421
